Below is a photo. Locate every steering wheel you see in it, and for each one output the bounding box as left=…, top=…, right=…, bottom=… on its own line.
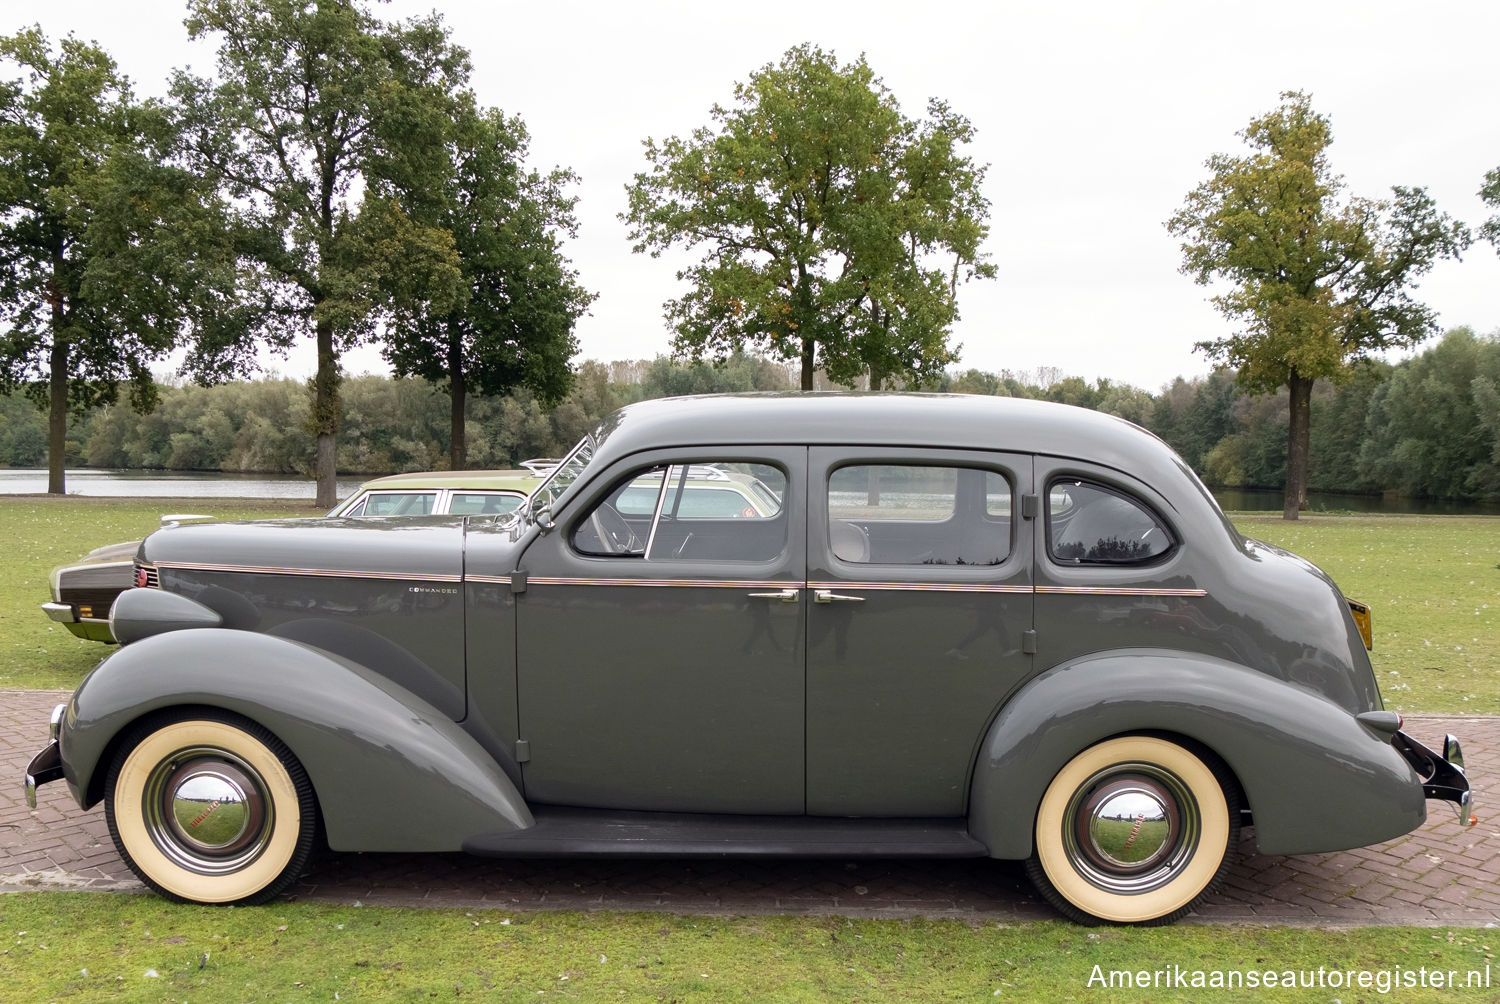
left=590, top=503, right=642, bottom=555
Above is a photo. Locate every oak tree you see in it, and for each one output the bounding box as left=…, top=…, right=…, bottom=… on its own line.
left=172, top=0, right=465, bottom=506
left=624, top=44, right=994, bottom=391
left=0, top=27, right=243, bottom=494
left=382, top=103, right=593, bottom=469
left=1168, top=92, right=1468, bottom=519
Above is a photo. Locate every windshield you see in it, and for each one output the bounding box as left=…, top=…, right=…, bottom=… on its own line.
left=526, top=435, right=595, bottom=519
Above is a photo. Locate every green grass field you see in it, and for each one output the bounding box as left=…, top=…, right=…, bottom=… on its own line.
left=1, top=500, right=1496, bottom=998
left=3, top=499, right=1496, bottom=711
left=0, top=498, right=319, bottom=690
left=0, top=893, right=1495, bottom=1003
left=1236, top=514, right=1500, bottom=714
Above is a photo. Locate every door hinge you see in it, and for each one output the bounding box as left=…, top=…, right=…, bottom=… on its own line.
left=509, top=570, right=528, bottom=593
left=1022, top=629, right=1037, bottom=655
left=515, top=739, right=531, bottom=764
left=1021, top=494, right=1040, bottom=520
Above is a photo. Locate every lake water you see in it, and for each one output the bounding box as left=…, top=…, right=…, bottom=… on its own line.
left=0, top=469, right=367, bottom=500
left=1212, top=488, right=1500, bottom=516
left=3, top=469, right=1498, bottom=515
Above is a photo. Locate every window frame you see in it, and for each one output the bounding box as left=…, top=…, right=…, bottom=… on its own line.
left=1044, top=476, right=1178, bottom=567
left=823, top=460, right=1017, bottom=568
left=568, top=458, right=791, bottom=563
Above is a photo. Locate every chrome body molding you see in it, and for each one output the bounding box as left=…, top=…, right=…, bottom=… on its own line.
left=524, top=576, right=793, bottom=589
left=1035, top=585, right=1207, bottom=597
left=152, top=560, right=462, bottom=584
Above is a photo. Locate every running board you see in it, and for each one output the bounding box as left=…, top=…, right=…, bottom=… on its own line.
left=462, top=806, right=988, bottom=858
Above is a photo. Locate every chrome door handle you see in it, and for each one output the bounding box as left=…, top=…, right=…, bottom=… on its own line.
left=814, top=589, right=865, bottom=604
left=748, top=588, right=800, bottom=603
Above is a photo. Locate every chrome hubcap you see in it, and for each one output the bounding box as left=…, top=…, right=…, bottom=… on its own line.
left=142, top=747, right=274, bottom=875
left=1063, top=763, right=1198, bottom=894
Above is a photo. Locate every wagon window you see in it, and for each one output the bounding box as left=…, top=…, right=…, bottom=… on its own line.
left=827, top=465, right=1011, bottom=566
left=352, top=491, right=438, bottom=517
left=1047, top=479, right=1174, bottom=565
left=572, top=462, right=787, bottom=562
left=449, top=492, right=525, bottom=516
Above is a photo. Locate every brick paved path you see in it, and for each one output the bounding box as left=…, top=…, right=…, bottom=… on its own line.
left=4, top=690, right=1496, bottom=925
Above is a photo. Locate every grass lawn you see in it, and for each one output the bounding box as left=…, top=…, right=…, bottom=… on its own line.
left=0, top=498, right=320, bottom=690
left=0, top=893, right=1495, bottom=1002
left=1236, top=514, right=1500, bottom=715
left=1, top=501, right=1496, bottom=997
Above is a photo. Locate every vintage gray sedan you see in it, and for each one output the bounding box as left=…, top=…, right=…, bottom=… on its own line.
left=23, top=394, right=1473, bottom=924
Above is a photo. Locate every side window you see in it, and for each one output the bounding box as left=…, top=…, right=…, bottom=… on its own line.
left=450, top=492, right=524, bottom=516
left=827, top=464, right=1011, bottom=566
left=1048, top=479, right=1174, bottom=565
left=361, top=492, right=437, bottom=516
left=572, top=462, right=787, bottom=562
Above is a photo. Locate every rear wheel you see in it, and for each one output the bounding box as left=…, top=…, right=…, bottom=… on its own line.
left=104, top=712, right=317, bottom=905
left=1026, top=735, right=1239, bottom=925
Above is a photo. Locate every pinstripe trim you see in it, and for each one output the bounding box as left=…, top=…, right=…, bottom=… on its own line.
left=525, top=576, right=792, bottom=589
left=806, top=581, right=1032, bottom=594
left=1036, top=585, right=1206, bottom=597
left=153, top=560, right=462, bottom=584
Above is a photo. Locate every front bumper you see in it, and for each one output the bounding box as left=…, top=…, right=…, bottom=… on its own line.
left=42, top=601, right=116, bottom=643
left=1393, top=730, right=1476, bottom=827
left=23, top=703, right=67, bottom=809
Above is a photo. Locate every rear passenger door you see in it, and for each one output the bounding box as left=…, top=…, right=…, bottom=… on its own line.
left=804, top=448, right=1034, bottom=816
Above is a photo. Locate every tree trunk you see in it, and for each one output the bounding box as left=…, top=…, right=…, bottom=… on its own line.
left=312, top=318, right=340, bottom=509
left=800, top=337, right=815, bottom=391
left=1283, top=372, right=1313, bottom=521
left=47, top=334, right=67, bottom=496
left=449, top=333, right=467, bottom=470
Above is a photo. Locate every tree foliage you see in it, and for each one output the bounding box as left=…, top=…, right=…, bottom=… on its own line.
left=0, top=27, right=235, bottom=493
left=1167, top=91, right=1469, bottom=519
left=171, top=0, right=468, bottom=505
left=382, top=103, right=593, bottom=469
left=623, top=44, right=995, bottom=391
left=11, top=330, right=1500, bottom=505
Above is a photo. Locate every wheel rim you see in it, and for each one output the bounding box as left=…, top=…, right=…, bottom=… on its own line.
left=140, top=746, right=275, bottom=876
left=1061, top=762, right=1199, bottom=895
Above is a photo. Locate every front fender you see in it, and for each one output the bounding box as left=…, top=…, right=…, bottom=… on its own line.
left=62, top=629, right=532, bottom=852
left=969, top=649, right=1426, bottom=858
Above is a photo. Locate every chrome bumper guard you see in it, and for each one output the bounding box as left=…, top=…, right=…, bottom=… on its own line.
left=1392, top=730, right=1476, bottom=827
left=23, top=703, right=67, bottom=810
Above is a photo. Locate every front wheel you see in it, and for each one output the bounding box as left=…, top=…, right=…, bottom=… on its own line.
left=1026, top=736, right=1239, bottom=925
left=104, top=712, right=317, bottom=905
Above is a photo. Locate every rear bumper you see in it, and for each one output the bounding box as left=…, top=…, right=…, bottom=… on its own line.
left=1393, top=730, right=1475, bottom=827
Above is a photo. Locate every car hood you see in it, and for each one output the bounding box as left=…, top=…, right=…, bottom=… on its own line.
left=141, top=516, right=473, bottom=581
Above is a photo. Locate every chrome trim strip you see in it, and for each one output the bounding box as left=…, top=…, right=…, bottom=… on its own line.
left=152, top=560, right=462, bottom=584
left=464, top=574, right=514, bottom=585
left=526, top=576, right=793, bottom=589
left=1036, top=585, right=1207, bottom=597
left=807, top=581, right=1032, bottom=594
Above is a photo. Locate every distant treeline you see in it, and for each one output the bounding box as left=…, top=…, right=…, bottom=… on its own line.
left=3, top=328, right=1498, bottom=501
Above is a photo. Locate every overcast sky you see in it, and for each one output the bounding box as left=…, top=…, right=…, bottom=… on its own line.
left=10, top=0, right=1500, bottom=392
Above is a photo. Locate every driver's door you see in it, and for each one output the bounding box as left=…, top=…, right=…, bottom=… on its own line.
left=514, top=447, right=806, bottom=813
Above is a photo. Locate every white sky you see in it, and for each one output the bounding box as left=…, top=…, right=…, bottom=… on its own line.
left=10, top=0, right=1500, bottom=392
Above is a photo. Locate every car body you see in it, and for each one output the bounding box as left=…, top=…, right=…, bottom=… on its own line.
left=41, top=468, right=547, bottom=643
left=24, top=394, right=1473, bottom=924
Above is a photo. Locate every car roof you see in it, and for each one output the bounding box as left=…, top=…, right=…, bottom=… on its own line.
left=351, top=469, right=542, bottom=493
left=592, top=393, right=1185, bottom=482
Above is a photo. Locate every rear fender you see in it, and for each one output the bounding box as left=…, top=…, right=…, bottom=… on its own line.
left=63, top=629, right=532, bottom=852
left=969, top=650, right=1425, bottom=858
